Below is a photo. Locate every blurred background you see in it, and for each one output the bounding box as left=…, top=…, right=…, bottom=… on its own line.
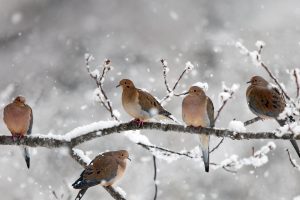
left=0, top=0, right=300, bottom=199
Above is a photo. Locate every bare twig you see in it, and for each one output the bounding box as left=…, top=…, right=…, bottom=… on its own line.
left=293, top=69, right=300, bottom=98
left=210, top=138, right=225, bottom=153
left=244, top=117, right=262, bottom=126
left=153, top=156, right=158, bottom=200
left=137, top=142, right=195, bottom=159
left=85, top=55, right=119, bottom=121
left=260, top=62, right=291, bottom=100
left=286, top=149, right=298, bottom=168
left=160, top=59, right=192, bottom=103
left=160, top=59, right=171, bottom=93
left=214, top=88, right=237, bottom=123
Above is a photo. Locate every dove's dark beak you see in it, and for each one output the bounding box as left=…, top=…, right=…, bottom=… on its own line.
left=182, top=91, right=189, bottom=95
left=116, top=84, right=121, bottom=88
left=246, top=81, right=251, bottom=84
left=127, top=157, right=131, bottom=161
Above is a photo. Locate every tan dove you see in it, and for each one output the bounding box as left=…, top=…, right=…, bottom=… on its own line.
left=116, top=79, right=176, bottom=125
left=72, top=150, right=130, bottom=200
left=182, top=86, right=214, bottom=172
left=3, top=96, right=33, bottom=168
left=246, top=75, right=300, bottom=157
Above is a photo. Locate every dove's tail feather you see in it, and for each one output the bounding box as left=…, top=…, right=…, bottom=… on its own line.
left=159, top=110, right=181, bottom=124
left=199, top=134, right=210, bottom=173
left=276, top=118, right=300, bottom=158
left=290, top=139, right=300, bottom=158
left=21, top=146, right=30, bottom=169
left=72, top=177, right=100, bottom=189
left=75, top=189, right=88, bottom=200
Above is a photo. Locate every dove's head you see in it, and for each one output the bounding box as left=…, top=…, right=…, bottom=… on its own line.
left=247, top=76, right=268, bottom=86
left=116, top=79, right=135, bottom=89
left=13, top=96, right=26, bottom=104
left=111, top=150, right=130, bottom=161
left=188, top=86, right=206, bottom=96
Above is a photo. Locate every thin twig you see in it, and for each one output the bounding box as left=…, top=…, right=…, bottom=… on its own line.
left=160, top=59, right=192, bottom=103
left=286, top=149, right=298, bottom=168
left=172, top=69, right=188, bottom=91
left=85, top=55, right=119, bottom=121
left=137, top=142, right=195, bottom=159
left=293, top=69, right=300, bottom=98
left=160, top=59, right=171, bottom=93
left=209, top=138, right=225, bottom=153
left=214, top=90, right=235, bottom=124
left=244, top=117, right=262, bottom=126
left=153, top=156, right=158, bottom=200
left=260, top=62, right=291, bottom=100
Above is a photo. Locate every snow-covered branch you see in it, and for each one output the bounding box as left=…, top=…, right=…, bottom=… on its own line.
left=1, top=121, right=300, bottom=149
left=212, top=142, right=276, bottom=173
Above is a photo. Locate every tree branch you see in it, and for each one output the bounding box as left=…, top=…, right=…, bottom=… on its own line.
left=1, top=121, right=300, bottom=149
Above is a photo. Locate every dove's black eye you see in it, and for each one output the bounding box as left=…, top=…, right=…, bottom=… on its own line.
left=194, top=90, right=196, bottom=92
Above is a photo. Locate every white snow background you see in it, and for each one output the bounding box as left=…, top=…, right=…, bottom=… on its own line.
left=0, top=0, right=300, bottom=199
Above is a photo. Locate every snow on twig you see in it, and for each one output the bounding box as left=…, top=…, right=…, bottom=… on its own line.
left=85, top=54, right=119, bottom=121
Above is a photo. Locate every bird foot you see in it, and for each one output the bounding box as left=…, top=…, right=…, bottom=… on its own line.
left=11, top=136, right=17, bottom=142
left=131, top=119, right=144, bottom=127
left=11, top=134, right=24, bottom=142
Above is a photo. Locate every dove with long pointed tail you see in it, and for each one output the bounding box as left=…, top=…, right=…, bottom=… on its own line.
left=182, top=86, right=214, bottom=172
left=3, top=96, right=32, bottom=168
left=72, top=150, right=130, bottom=200
left=246, top=75, right=300, bottom=158
left=117, top=79, right=178, bottom=124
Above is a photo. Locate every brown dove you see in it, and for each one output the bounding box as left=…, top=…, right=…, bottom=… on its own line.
left=3, top=96, right=33, bottom=168
left=72, top=150, right=130, bottom=200
left=246, top=75, right=300, bottom=157
left=116, top=79, right=177, bottom=125
left=182, top=86, right=214, bottom=172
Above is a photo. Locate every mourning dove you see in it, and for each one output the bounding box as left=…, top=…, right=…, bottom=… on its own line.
left=182, top=86, right=214, bottom=172
left=116, top=79, right=177, bottom=125
left=246, top=75, right=300, bottom=157
left=3, top=96, right=33, bottom=168
left=72, top=150, right=130, bottom=200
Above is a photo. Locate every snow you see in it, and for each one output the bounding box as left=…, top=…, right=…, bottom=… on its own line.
left=235, top=41, right=262, bottom=66
left=84, top=53, right=95, bottom=62
left=162, top=60, right=168, bottom=66
left=169, top=11, right=179, bottom=20
left=64, top=121, right=120, bottom=140
left=0, top=84, right=15, bottom=107
left=228, top=120, right=246, bottom=132
left=124, top=130, right=151, bottom=145
left=34, top=120, right=120, bottom=141
left=115, top=186, right=126, bottom=197
left=293, top=196, right=300, bottom=200
left=255, top=40, right=266, bottom=48
left=11, top=12, right=23, bottom=24
left=219, top=83, right=240, bottom=103
left=90, top=69, right=100, bottom=79
left=214, top=142, right=276, bottom=170
left=72, top=148, right=92, bottom=164
left=192, top=82, right=208, bottom=91
left=185, top=61, right=195, bottom=71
